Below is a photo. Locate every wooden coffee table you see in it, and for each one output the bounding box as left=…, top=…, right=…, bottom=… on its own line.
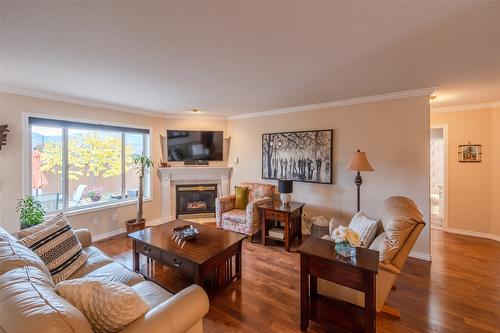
left=128, top=219, right=246, bottom=296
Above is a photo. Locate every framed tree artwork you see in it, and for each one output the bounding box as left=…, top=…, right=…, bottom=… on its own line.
left=262, top=129, right=333, bottom=184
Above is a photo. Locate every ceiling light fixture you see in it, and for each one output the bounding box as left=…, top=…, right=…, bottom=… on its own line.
left=429, top=96, right=437, bottom=104
left=189, top=108, right=201, bottom=114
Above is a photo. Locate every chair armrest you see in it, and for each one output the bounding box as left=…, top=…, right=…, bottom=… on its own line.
left=120, top=285, right=209, bottom=333
left=215, top=194, right=236, bottom=228
left=74, top=228, right=92, bottom=247
left=246, top=197, right=273, bottom=234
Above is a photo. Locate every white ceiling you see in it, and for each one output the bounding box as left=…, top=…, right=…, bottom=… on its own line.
left=1, top=1, right=500, bottom=116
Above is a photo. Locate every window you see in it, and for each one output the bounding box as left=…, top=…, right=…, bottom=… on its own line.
left=29, top=117, right=150, bottom=213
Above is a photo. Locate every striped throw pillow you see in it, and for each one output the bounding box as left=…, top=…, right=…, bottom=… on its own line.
left=348, top=211, right=379, bottom=248
left=20, top=217, right=88, bottom=283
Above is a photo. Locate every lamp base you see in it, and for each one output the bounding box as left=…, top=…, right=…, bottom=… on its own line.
left=280, top=193, right=291, bottom=206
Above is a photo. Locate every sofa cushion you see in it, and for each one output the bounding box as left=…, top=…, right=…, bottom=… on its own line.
left=20, top=218, right=88, bottom=283
left=348, top=211, right=379, bottom=248
left=69, top=246, right=114, bottom=279
left=0, top=227, right=18, bottom=242
left=0, top=266, right=93, bottom=333
left=0, top=240, right=52, bottom=280
left=74, top=262, right=144, bottom=286
left=131, top=281, right=173, bottom=308
left=222, top=209, right=246, bottom=224
left=379, top=196, right=424, bottom=263
left=56, top=278, right=150, bottom=333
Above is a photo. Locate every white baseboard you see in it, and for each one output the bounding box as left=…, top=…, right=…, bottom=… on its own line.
left=146, top=217, right=173, bottom=227
left=409, top=251, right=432, bottom=262
left=440, top=227, right=500, bottom=242
left=93, top=227, right=127, bottom=242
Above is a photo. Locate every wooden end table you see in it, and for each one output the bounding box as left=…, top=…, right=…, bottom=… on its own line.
left=298, top=237, right=379, bottom=333
left=259, top=201, right=305, bottom=252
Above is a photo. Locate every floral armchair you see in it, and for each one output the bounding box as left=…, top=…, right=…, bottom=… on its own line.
left=215, top=182, right=276, bottom=240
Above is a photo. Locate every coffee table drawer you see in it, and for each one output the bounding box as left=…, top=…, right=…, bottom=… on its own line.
left=161, top=251, right=195, bottom=276
left=136, top=241, right=161, bottom=261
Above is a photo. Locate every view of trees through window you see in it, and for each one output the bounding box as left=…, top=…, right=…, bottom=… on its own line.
left=30, top=118, right=150, bottom=213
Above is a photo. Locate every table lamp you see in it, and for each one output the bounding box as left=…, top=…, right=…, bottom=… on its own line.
left=346, top=150, right=374, bottom=212
left=278, top=179, right=293, bottom=206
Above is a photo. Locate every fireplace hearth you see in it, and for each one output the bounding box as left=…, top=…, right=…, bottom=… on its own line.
left=176, top=184, right=217, bottom=219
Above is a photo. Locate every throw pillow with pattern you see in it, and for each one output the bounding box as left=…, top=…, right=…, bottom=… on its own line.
left=348, top=211, right=379, bottom=248
left=20, top=217, right=88, bottom=283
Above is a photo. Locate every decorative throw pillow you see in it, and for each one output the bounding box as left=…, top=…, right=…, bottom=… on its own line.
left=17, top=212, right=65, bottom=239
left=234, top=186, right=249, bottom=210
left=19, top=217, right=88, bottom=283
left=348, top=211, right=379, bottom=248
left=56, top=278, right=150, bottom=333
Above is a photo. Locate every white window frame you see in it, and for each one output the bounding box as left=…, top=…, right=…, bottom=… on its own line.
left=22, top=113, right=153, bottom=217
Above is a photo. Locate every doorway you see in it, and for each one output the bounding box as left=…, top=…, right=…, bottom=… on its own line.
left=430, top=126, right=447, bottom=228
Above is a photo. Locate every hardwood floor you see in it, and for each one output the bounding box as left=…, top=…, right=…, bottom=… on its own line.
left=95, top=228, right=500, bottom=333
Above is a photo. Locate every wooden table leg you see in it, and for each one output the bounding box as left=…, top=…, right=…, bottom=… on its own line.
left=300, top=254, right=309, bottom=331
left=132, top=240, right=140, bottom=272
left=235, top=241, right=242, bottom=279
left=285, top=214, right=290, bottom=252
left=261, top=209, right=267, bottom=245
left=364, top=272, right=376, bottom=333
left=298, top=208, right=303, bottom=243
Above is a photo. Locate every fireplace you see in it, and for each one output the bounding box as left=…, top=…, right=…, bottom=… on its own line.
left=176, top=184, right=217, bottom=219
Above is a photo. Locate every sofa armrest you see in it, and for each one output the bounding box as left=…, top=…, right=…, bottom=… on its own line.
left=120, top=285, right=209, bottom=333
left=215, top=194, right=236, bottom=228
left=75, top=229, right=92, bottom=247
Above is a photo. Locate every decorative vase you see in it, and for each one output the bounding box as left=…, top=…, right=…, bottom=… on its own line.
left=335, top=241, right=355, bottom=258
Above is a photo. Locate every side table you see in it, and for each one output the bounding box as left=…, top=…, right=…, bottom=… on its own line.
left=298, top=237, right=379, bottom=333
left=258, top=201, right=305, bottom=252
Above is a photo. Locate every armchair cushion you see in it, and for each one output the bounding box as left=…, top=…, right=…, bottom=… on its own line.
left=221, top=210, right=246, bottom=224
left=240, top=182, right=275, bottom=202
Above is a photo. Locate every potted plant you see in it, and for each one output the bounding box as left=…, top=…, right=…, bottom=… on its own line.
left=126, top=152, right=154, bottom=233
left=86, top=188, right=102, bottom=202
left=17, top=196, right=45, bottom=229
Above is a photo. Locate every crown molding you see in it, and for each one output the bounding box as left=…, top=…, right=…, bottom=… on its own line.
left=0, top=84, right=227, bottom=121
left=227, top=87, right=436, bottom=120
left=431, top=100, right=500, bottom=113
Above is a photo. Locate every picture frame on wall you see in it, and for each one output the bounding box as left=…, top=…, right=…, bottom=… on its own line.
left=262, top=129, right=333, bottom=184
left=458, top=144, right=482, bottom=162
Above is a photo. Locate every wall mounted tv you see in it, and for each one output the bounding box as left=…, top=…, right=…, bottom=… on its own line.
left=167, top=130, right=223, bottom=161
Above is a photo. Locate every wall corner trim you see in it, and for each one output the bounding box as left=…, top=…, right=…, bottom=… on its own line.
left=437, top=227, right=500, bottom=242
left=92, top=228, right=127, bottom=242
left=228, top=87, right=436, bottom=120
left=409, top=251, right=432, bottom=262
left=431, top=100, right=500, bottom=113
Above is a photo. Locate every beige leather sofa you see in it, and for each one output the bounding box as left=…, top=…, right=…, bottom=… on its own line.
left=318, top=196, right=425, bottom=317
left=0, top=227, right=209, bottom=333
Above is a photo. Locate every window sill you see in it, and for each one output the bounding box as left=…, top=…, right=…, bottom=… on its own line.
left=45, top=198, right=153, bottom=219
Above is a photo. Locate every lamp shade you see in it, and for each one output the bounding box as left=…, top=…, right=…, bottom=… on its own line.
left=346, top=150, right=374, bottom=172
left=278, top=179, right=293, bottom=193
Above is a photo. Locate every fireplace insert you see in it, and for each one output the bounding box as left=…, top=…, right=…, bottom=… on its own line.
left=176, top=184, right=217, bottom=219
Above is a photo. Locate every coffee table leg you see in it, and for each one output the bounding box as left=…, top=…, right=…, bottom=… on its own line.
left=132, top=240, right=140, bottom=273
left=236, top=242, right=242, bottom=279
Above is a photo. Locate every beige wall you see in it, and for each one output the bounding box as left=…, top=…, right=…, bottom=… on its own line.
left=490, top=108, right=500, bottom=236
left=0, top=92, right=226, bottom=235
left=227, top=96, right=431, bottom=256
left=431, top=108, right=500, bottom=236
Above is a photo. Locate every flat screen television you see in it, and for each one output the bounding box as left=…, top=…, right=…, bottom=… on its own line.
left=167, top=130, right=223, bottom=161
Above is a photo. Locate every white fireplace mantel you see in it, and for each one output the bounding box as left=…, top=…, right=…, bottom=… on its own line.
left=158, top=166, right=232, bottom=220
